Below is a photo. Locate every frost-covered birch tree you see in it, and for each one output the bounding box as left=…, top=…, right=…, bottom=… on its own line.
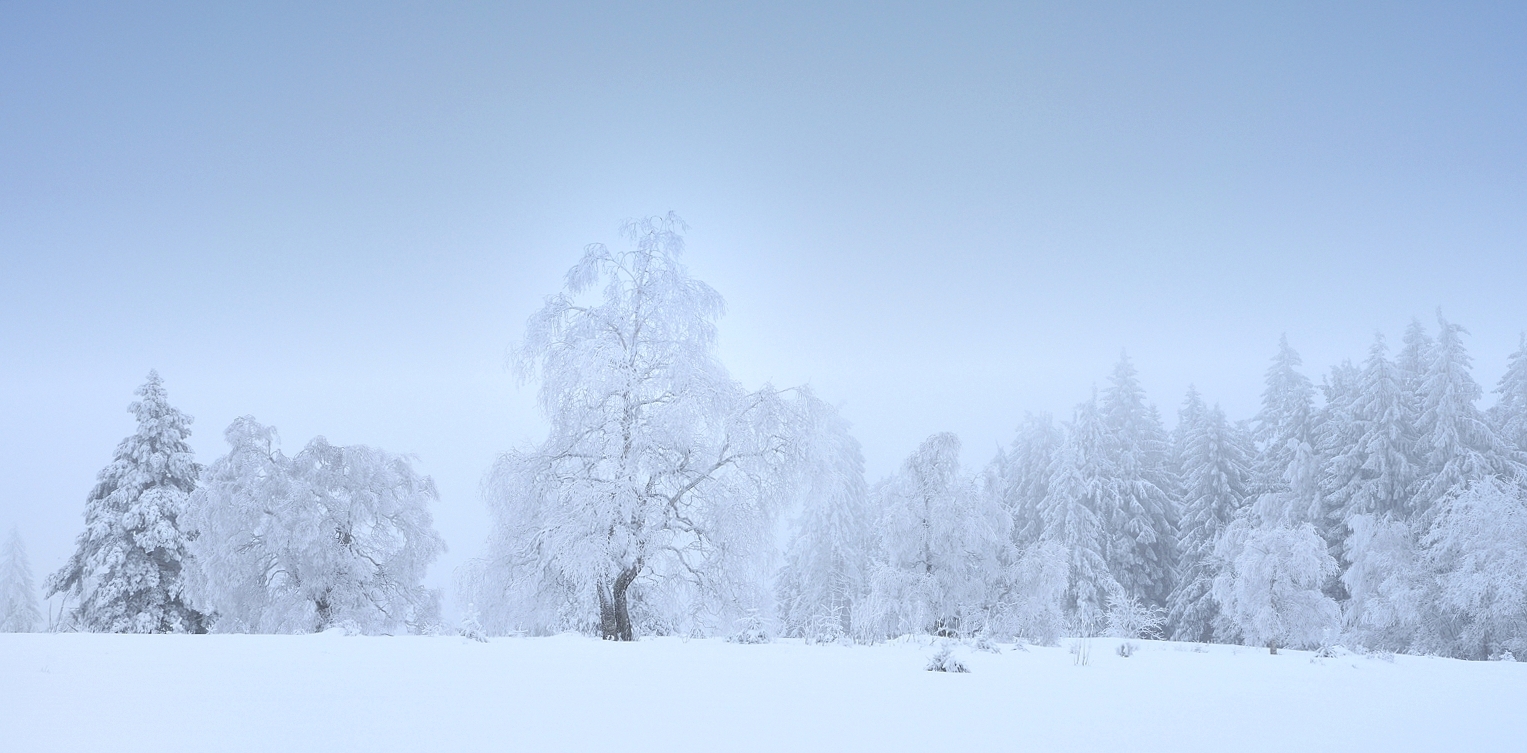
left=859, top=433, right=1013, bottom=639
left=1, top=528, right=41, bottom=632
left=46, top=372, right=204, bottom=634
left=465, top=215, right=801, bottom=640
left=186, top=417, right=445, bottom=634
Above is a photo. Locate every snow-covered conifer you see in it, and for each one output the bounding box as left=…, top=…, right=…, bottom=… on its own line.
left=1099, top=355, right=1178, bottom=607
left=1325, top=336, right=1417, bottom=521
left=1410, top=313, right=1522, bottom=515
left=1166, top=395, right=1251, bottom=642
left=186, top=417, right=445, bottom=634
left=993, top=413, right=1061, bottom=550
left=1, top=528, right=41, bottom=632
left=1251, top=337, right=1323, bottom=528
left=1489, top=333, right=1527, bottom=453
left=46, top=372, right=204, bottom=633
left=1041, top=394, right=1120, bottom=623
left=464, top=216, right=802, bottom=640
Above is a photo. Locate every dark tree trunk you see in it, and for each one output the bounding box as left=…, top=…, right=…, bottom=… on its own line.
left=598, top=564, right=641, bottom=641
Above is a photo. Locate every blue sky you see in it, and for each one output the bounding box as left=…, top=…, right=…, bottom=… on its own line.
left=3, top=1, right=1525, bottom=599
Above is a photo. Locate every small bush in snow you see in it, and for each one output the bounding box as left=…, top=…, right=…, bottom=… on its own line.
left=926, top=645, right=968, bottom=673
left=727, top=611, right=770, bottom=645
left=1491, top=649, right=1516, bottom=662
left=971, top=635, right=1001, bottom=654
left=1116, top=641, right=1137, bottom=658
left=459, top=603, right=489, bottom=643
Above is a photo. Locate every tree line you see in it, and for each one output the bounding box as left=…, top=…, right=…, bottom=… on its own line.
left=5, top=214, right=1525, bottom=661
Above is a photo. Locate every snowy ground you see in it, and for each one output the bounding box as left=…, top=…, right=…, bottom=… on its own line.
left=3, top=633, right=1524, bottom=752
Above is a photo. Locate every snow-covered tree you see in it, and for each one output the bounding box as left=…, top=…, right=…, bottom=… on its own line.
left=776, top=393, right=872, bottom=642
left=1166, top=393, right=1251, bottom=642
left=1325, top=335, right=1418, bottom=522
left=991, top=413, right=1061, bottom=550
left=1410, top=313, right=1523, bottom=515
left=1041, top=394, right=1119, bottom=623
left=1423, top=477, right=1527, bottom=660
left=186, top=417, right=445, bottom=634
left=1251, top=337, right=1323, bottom=529
left=46, top=372, right=204, bottom=633
left=1492, top=334, right=1527, bottom=453
left=1340, top=512, right=1431, bottom=652
left=1212, top=521, right=1339, bottom=653
left=1098, top=355, right=1178, bottom=607
left=464, top=215, right=802, bottom=640
left=1, top=528, right=41, bottom=632
left=858, top=433, right=1012, bottom=639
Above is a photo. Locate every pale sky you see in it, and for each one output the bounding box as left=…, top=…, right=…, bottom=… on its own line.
left=3, top=2, right=1525, bottom=604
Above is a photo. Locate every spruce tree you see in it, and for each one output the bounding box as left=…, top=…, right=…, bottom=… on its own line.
left=1, top=527, right=42, bottom=632
left=1411, top=313, right=1521, bottom=515
left=46, top=372, right=205, bottom=633
left=1099, top=355, right=1178, bottom=608
left=1325, top=335, right=1417, bottom=522
left=1491, top=333, right=1527, bottom=453
left=1041, top=394, right=1119, bottom=625
left=1251, top=336, right=1321, bottom=527
left=1166, top=395, right=1251, bottom=642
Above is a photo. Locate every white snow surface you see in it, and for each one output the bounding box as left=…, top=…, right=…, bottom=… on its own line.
left=2, top=633, right=1523, bottom=752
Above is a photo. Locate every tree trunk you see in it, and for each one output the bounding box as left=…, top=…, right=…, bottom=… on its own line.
left=1268, top=640, right=1278, bottom=655
left=598, top=564, right=641, bottom=641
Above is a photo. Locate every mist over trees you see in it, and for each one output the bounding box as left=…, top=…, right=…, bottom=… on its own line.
left=31, top=218, right=1527, bottom=661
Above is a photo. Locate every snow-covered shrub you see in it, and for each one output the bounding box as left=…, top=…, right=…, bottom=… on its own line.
left=459, top=603, right=489, bottom=643
left=1116, top=641, right=1137, bottom=658
left=1106, top=591, right=1165, bottom=640
left=971, top=634, right=1001, bottom=654
left=727, top=611, right=771, bottom=645
left=926, top=644, right=968, bottom=673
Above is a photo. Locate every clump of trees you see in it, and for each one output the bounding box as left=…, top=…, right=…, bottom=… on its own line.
left=44, top=375, right=445, bottom=635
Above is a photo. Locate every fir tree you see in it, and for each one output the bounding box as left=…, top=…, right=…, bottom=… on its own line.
left=1, top=527, right=42, bottom=632
left=46, top=372, right=204, bottom=633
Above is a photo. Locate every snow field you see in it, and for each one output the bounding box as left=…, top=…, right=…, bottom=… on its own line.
left=3, top=633, right=1524, bottom=752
